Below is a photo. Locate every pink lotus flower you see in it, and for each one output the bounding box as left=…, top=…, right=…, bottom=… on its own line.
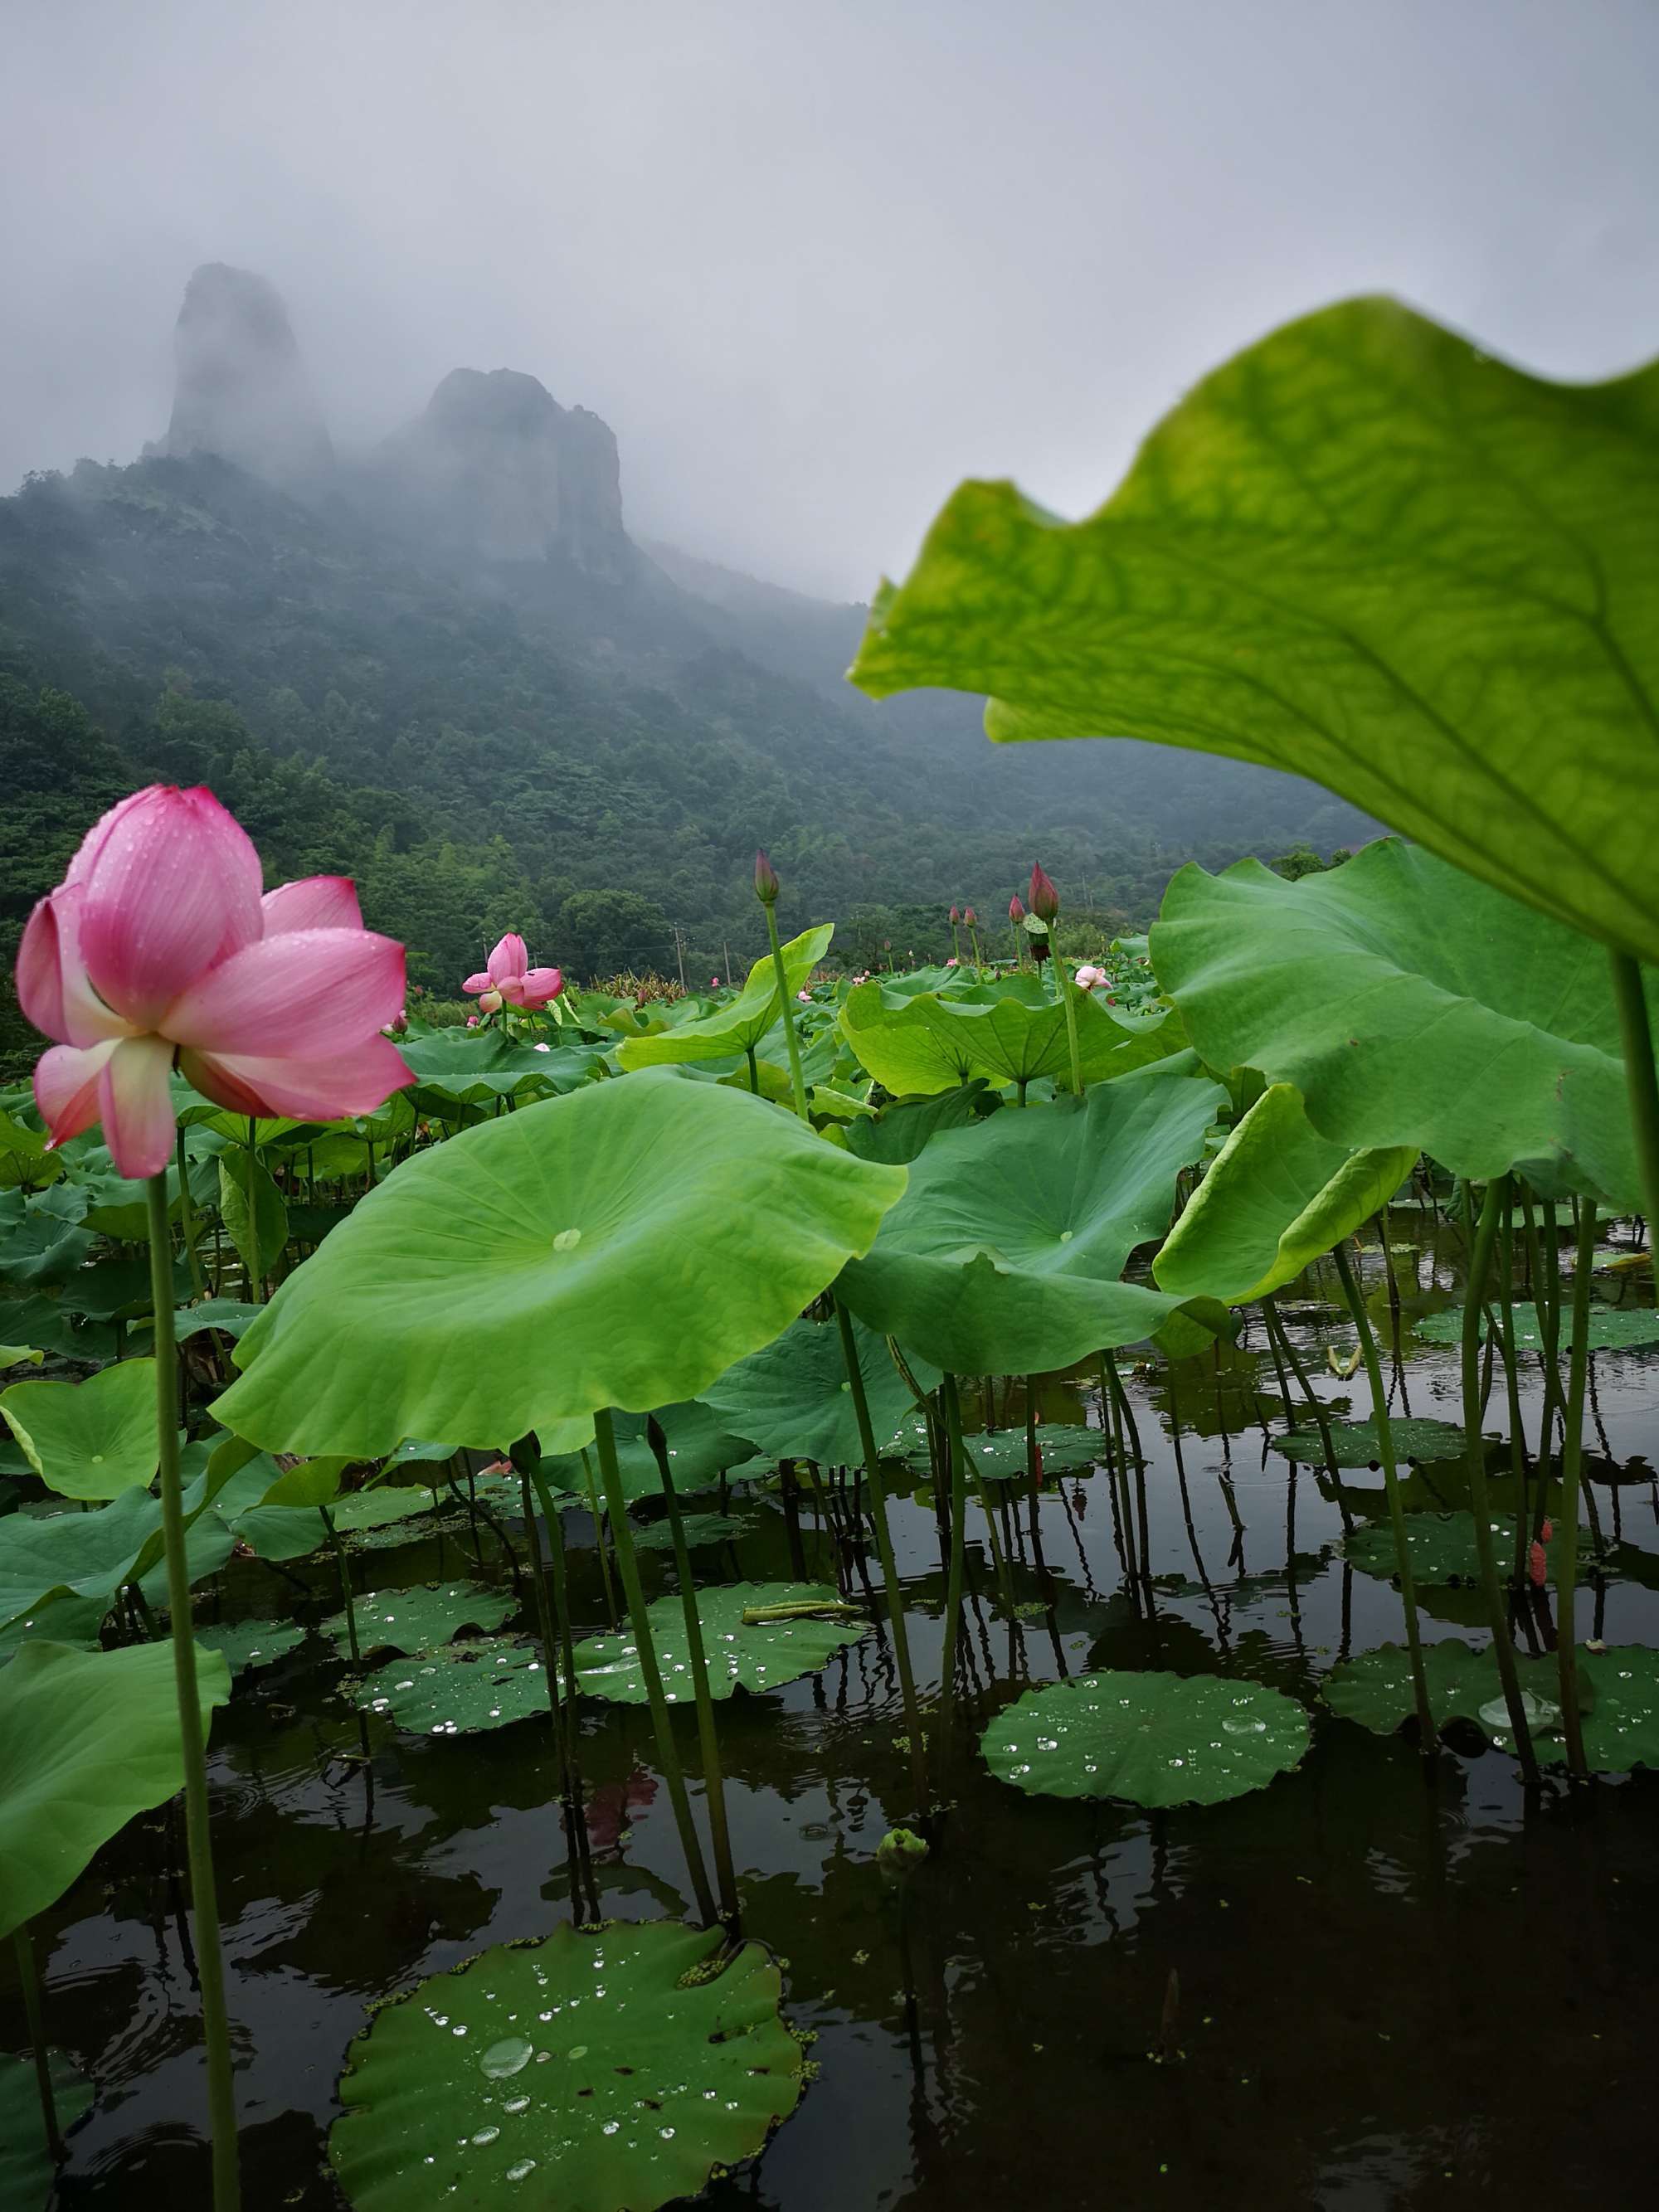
left=462, top=934, right=562, bottom=1014
left=465, top=1014, right=479, bottom=1028
left=945, top=956, right=958, bottom=967
left=711, top=976, right=721, bottom=987
left=797, top=989, right=811, bottom=1002
left=1029, top=862, right=1060, bottom=921
left=17, top=785, right=411, bottom=1179
left=1074, top=964, right=1107, bottom=990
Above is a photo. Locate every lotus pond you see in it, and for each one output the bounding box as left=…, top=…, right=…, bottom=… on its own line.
left=5, top=294, right=1659, bottom=2211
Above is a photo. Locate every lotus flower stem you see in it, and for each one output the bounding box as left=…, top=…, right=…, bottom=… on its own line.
left=745, top=1044, right=761, bottom=1096
left=1261, top=1296, right=1353, bottom=1534
left=521, top=1459, right=601, bottom=1921
left=1494, top=1212, right=1533, bottom=1584
left=1555, top=1198, right=1599, bottom=1774
left=317, top=1505, right=361, bottom=1666
left=12, top=1924, right=62, bottom=2164
left=591, top=1407, right=717, bottom=1923
left=762, top=902, right=810, bottom=1119
left=145, top=1172, right=240, bottom=2210
left=1331, top=1240, right=1438, bottom=1756
left=508, top=1448, right=571, bottom=1778
left=645, top=1418, right=740, bottom=1928
left=1057, top=958, right=1085, bottom=1097
left=1608, top=950, right=1659, bottom=1241
left=1455, top=1179, right=1540, bottom=1780
left=937, top=1375, right=971, bottom=1762
left=242, top=1125, right=263, bottom=1301
left=834, top=1298, right=929, bottom=1810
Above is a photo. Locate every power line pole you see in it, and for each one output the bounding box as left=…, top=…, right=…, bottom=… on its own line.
left=673, top=926, right=686, bottom=991
left=723, top=941, right=732, bottom=986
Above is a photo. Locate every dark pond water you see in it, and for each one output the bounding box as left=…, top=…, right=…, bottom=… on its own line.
left=8, top=1209, right=1659, bottom=2210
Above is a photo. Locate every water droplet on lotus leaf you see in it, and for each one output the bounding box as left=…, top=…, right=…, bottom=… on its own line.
left=481, top=2036, right=533, bottom=2078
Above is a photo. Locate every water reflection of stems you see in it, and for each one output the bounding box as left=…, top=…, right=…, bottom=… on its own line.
left=590, top=1407, right=717, bottom=1924
left=937, top=1376, right=972, bottom=1769
left=12, top=1923, right=63, bottom=2164
left=1332, top=1239, right=1438, bottom=1756
left=1456, top=1179, right=1540, bottom=1781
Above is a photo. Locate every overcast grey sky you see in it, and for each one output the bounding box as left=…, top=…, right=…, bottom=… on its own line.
left=5, top=0, right=1657, bottom=598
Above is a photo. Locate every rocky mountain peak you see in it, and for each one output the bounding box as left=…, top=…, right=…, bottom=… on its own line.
left=153, top=263, right=333, bottom=486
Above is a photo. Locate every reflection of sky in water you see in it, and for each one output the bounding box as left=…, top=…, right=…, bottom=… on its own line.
left=14, top=1223, right=1659, bottom=2207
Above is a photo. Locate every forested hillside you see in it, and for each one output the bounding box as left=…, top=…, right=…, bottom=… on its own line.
left=0, top=276, right=1370, bottom=1049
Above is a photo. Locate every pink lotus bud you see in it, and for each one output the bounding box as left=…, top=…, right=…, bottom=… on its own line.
left=17, top=784, right=410, bottom=1178
left=963, top=907, right=977, bottom=926
left=754, top=850, right=780, bottom=906
left=945, top=957, right=958, bottom=967
left=479, top=988, right=503, bottom=1014
left=1029, top=863, right=1059, bottom=921
left=797, top=989, right=810, bottom=1002
left=711, top=975, right=720, bottom=987
left=1009, top=894, right=1026, bottom=923
left=1074, top=965, right=1105, bottom=990
left=466, top=1014, right=479, bottom=1028
left=949, top=904, right=961, bottom=925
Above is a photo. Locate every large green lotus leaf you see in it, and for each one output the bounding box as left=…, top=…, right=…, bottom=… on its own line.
left=0, top=2049, right=93, bottom=2209
left=837, top=1067, right=1228, bottom=1373
left=572, top=1582, right=867, bottom=1705
left=539, top=1401, right=755, bottom=1508
left=0, top=1361, right=160, bottom=1500
left=1328, top=1643, right=1659, bottom=1772
left=172, top=1299, right=264, bottom=1342
left=0, top=1349, right=44, bottom=1373
left=0, top=1638, right=231, bottom=1939
left=982, top=1670, right=1310, bottom=1806
left=329, top=1921, right=801, bottom=2212
left=838, top=973, right=1181, bottom=1096
left=1413, top=1303, right=1659, bottom=1352
left=0, top=1299, right=115, bottom=1364
left=631, top=1511, right=748, bottom=1551
left=1322, top=1640, right=1509, bottom=1736
left=618, top=926, right=832, bottom=1069
left=195, top=1616, right=307, bottom=1677
left=0, top=1592, right=109, bottom=1666
left=849, top=296, right=1659, bottom=965
left=323, top=1581, right=516, bottom=1660
left=216, top=1074, right=905, bottom=1457
left=233, top=1480, right=446, bottom=1564
left=0, top=1207, right=94, bottom=1289
left=1151, top=839, right=1654, bottom=1208
left=700, top=1313, right=938, bottom=1467
left=1154, top=1084, right=1416, bottom=1305
left=395, top=1028, right=602, bottom=1103
left=353, top=1637, right=549, bottom=1734
left=1340, top=1510, right=1572, bottom=1586
left=0, top=1482, right=236, bottom=1633
left=844, top=1082, right=995, bottom=1165
left=1272, top=1417, right=1469, bottom=1469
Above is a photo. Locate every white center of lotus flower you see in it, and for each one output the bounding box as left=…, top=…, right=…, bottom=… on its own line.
left=553, top=1228, right=581, bottom=1251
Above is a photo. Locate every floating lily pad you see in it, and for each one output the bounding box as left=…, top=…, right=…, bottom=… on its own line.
left=173, top=1300, right=264, bottom=1341
left=908, top=1422, right=1105, bottom=1481
left=700, top=1313, right=937, bottom=1470
left=1414, top=1305, right=1659, bottom=1353
left=194, top=1618, right=308, bottom=1677
left=352, top=1637, right=549, bottom=1735
left=1321, top=1641, right=1659, bottom=1772
left=329, top=1919, right=801, bottom=2212
left=1341, top=1511, right=1574, bottom=1587
left=0, top=1593, right=109, bottom=1666
left=572, top=1582, right=868, bottom=1705
left=1272, top=1418, right=1468, bottom=1469
left=630, top=1514, right=747, bottom=1552
left=981, top=1669, right=1311, bottom=1807
left=0, top=2048, right=94, bottom=2210
left=324, top=1582, right=515, bottom=1660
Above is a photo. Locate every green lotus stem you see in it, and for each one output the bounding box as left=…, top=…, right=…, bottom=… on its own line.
left=523, top=1460, right=600, bottom=1922
left=318, top=1505, right=361, bottom=1668
left=645, top=1418, right=740, bottom=1929
left=1457, top=1179, right=1540, bottom=1782
left=740, top=1599, right=864, bottom=1625
left=12, top=1924, right=62, bottom=2164
left=1520, top=1187, right=1566, bottom=1490
left=1494, top=1210, right=1532, bottom=1584
left=1057, top=956, right=1085, bottom=1097
left=176, top=1125, right=207, bottom=1300
left=1102, top=1350, right=1145, bottom=1474
left=1331, top=1240, right=1438, bottom=1754
left=1555, top=1198, right=1599, bottom=1775
left=144, top=1173, right=240, bottom=2212
left=937, top=1375, right=971, bottom=1761
left=243, top=1121, right=261, bottom=1302
left=577, top=1447, right=619, bottom=1627
left=763, top=902, right=810, bottom=1119
left=745, top=1044, right=761, bottom=1096
left=529, top=1466, right=585, bottom=1704
left=1608, top=950, right=1659, bottom=1239
left=591, top=1407, right=717, bottom=1923
left=834, top=1296, right=929, bottom=1809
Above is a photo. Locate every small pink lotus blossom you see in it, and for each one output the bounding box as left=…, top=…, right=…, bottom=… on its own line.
left=462, top=934, right=562, bottom=1010
left=17, top=785, right=410, bottom=1179
left=1074, top=965, right=1107, bottom=990
left=465, top=1014, right=479, bottom=1028
left=797, top=989, right=811, bottom=1002
left=533, top=1041, right=551, bottom=1053
left=711, top=976, right=720, bottom=987
left=945, top=957, right=958, bottom=968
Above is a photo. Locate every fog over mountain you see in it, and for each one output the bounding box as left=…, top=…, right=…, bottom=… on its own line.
left=4, top=1, right=1657, bottom=600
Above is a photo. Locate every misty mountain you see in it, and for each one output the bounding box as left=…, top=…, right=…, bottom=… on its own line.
left=0, top=264, right=1368, bottom=1036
